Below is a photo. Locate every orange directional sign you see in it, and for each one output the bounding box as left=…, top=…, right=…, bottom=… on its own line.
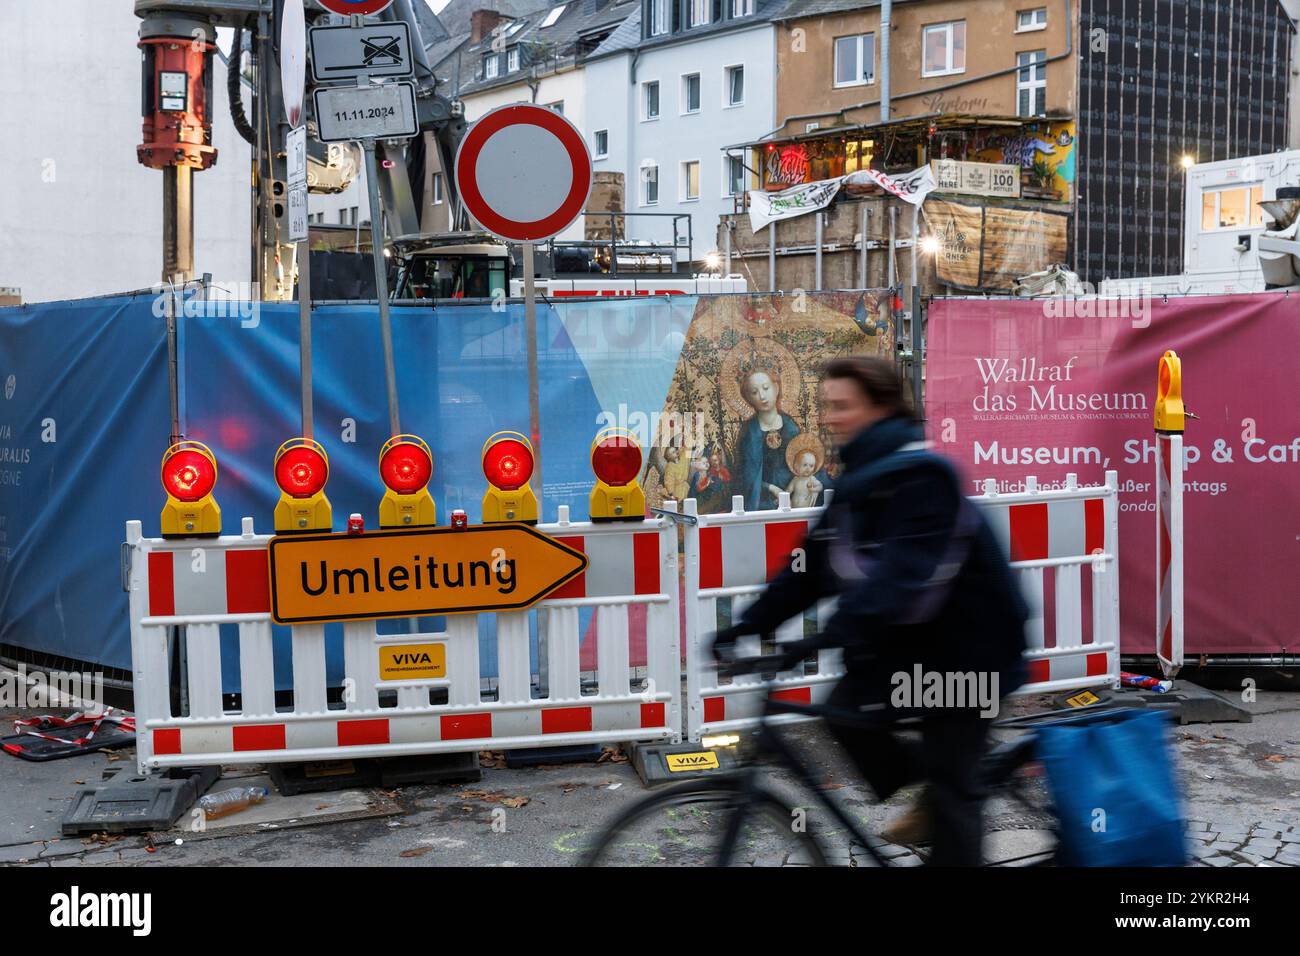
left=268, top=524, right=588, bottom=625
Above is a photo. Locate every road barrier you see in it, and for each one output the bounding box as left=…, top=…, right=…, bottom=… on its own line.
left=126, top=470, right=1120, bottom=763
left=124, top=507, right=680, bottom=774
left=680, top=471, right=1122, bottom=741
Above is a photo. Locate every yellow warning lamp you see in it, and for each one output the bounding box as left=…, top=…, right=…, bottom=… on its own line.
left=378, top=435, right=437, bottom=528
left=481, top=431, right=538, bottom=524
left=589, top=427, right=645, bottom=522
left=273, top=438, right=333, bottom=533
left=1154, top=350, right=1185, bottom=434
left=160, top=440, right=221, bottom=538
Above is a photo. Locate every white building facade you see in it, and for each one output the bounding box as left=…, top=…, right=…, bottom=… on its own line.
left=585, top=11, right=775, bottom=262
left=0, top=2, right=252, bottom=304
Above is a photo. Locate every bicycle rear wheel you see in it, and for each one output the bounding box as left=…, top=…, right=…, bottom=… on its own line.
left=582, top=778, right=827, bottom=867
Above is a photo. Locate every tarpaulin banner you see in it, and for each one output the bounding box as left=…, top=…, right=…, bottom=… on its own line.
left=925, top=199, right=1070, bottom=290
left=7, top=290, right=898, bottom=681
left=748, top=166, right=936, bottom=233
left=926, top=293, right=1300, bottom=656
left=0, top=292, right=699, bottom=679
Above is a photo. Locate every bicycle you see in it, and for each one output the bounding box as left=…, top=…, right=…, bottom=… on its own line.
left=582, top=653, right=1122, bottom=867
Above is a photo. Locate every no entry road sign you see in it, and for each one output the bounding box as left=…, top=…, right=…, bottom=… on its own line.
left=454, top=103, right=593, bottom=242
left=268, top=523, right=588, bottom=624
left=280, top=0, right=307, bottom=126
left=316, top=0, right=395, bottom=16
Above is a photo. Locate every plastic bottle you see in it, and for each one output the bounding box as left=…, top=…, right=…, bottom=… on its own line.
left=197, top=786, right=269, bottom=819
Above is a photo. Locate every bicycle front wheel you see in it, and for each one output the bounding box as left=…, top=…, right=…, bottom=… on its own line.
left=582, top=778, right=827, bottom=867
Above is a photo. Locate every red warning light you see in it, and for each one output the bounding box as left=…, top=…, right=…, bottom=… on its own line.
left=275, top=443, right=329, bottom=499
left=380, top=440, right=432, bottom=494
left=162, top=447, right=217, bottom=502
left=591, top=435, right=642, bottom=487
left=483, top=437, right=535, bottom=491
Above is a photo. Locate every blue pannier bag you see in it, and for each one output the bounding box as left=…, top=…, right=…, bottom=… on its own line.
left=1035, top=708, right=1187, bottom=866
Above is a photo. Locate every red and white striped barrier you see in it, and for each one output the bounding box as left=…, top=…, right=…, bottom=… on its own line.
left=680, top=471, right=1121, bottom=741
left=125, top=508, right=681, bottom=773
left=1155, top=434, right=1184, bottom=677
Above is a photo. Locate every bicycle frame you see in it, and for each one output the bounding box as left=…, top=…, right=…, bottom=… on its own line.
left=716, top=697, right=895, bottom=867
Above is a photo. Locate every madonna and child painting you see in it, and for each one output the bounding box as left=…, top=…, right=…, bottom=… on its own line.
left=643, top=291, right=894, bottom=515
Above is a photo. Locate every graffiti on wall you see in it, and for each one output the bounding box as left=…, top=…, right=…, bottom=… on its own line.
left=971, top=120, right=1075, bottom=199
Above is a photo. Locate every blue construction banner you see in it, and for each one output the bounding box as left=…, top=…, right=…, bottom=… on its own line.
left=0, top=288, right=892, bottom=687
left=0, top=291, right=698, bottom=681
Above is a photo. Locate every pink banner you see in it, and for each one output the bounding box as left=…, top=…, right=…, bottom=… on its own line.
left=926, top=293, right=1300, bottom=656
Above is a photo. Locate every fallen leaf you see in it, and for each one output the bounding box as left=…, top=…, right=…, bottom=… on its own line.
left=1264, top=754, right=1287, bottom=762
left=399, top=847, right=433, bottom=858
left=597, top=746, right=628, bottom=764
left=819, top=783, right=845, bottom=791
left=501, top=796, right=530, bottom=809
left=315, top=804, right=330, bottom=811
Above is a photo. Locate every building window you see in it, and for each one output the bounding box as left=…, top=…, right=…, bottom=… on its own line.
left=507, top=47, right=519, bottom=71
left=846, top=139, right=873, bottom=174
left=594, top=129, right=609, bottom=158
left=541, top=4, right=566, bottom=28
left=834, top=33, right=875, bottom=88
left=643, top=80, right=660, bottom=119
left=688, top=0, right=710, bottom=28
left=1016, top=50, right=1046, bottom=116
left=431, top=174, right=443, bottom=204
left=681, top=160, right=700, bottom=201
left=922, top=21, right=966, bottom=77
left=547, top=100, right=564, bottom=115
left=1201, top=186, right=1264, bottom=230
left=1016, top=7, right=1048, bottom=31
left=725, top=154, right=748, bottom=196
left=730, top=0, right=754, bottom=15
left=805, top=122, right=820, bottom=133
left=641, top=163, right=659, bottom=205
left=646, top=0, right=668, bottom=36
left=682, top=73, right=701, bottom=113
left=483, top=53, right=499, bottom=79
left=725, top=65, right=744, bottom=106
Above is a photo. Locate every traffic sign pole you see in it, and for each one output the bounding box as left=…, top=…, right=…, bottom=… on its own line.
left=522, top=243, right=542, bottom=505
left=364, top=138, right=401, bottom=437
left=452, top=104, right=595, bottom=520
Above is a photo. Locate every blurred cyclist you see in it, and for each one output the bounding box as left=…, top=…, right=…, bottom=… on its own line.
left=711, top=356, right=1028, bottom=866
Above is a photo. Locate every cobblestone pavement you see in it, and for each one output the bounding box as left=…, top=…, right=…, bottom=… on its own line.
left=1186, top=820, right=1300, bottom=867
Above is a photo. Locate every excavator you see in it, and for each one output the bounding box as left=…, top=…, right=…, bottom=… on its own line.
left=134, top=0, right=465, bottom=299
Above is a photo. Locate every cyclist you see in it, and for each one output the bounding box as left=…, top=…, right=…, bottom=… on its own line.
left=711, top=356, right=1029, bottom=866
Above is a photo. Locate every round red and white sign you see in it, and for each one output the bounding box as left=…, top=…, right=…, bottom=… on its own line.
left=280, top=0, right=306, bottom=127
left=316, top=0, right=394, bottom=16
left=454, top=103, right=593, bottom=243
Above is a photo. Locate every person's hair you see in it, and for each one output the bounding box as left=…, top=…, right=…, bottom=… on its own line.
left=822, top=355, right=914, bottom=419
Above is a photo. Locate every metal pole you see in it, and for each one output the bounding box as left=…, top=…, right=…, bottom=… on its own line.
left=723, top=221, right=732, bottom=276
left=523, top=242, right=542, bottom=508
left=911, top=203, right=920, bottom=290
left=297, top=238, right=314, bottom=438
left=814, top=212, right=824, bottom=290
left=163, top=165, right=194, bottom=282
left=859, top=205, right=870, bottom=289
left=911, top=284, right=923, bottom=418
left=768, top=224, right=777, bottom=292
left=364, top=140, right=401, bottom=436
left=888, top=205, right=899, bottom=344
left=165, top=278, right=181, bottom=446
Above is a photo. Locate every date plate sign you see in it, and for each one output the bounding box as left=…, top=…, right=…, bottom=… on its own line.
left=313, top=81, right=417, bottom=143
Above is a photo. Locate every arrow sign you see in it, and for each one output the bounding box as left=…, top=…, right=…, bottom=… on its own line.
left=268, top=524, right=589, bottom=624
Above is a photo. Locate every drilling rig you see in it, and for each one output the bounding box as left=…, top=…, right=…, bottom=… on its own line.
left=134, top=0, right=465, bottom=299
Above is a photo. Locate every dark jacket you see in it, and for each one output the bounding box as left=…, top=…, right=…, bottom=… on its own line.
left=733, top=414, right=1029, bottom=703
